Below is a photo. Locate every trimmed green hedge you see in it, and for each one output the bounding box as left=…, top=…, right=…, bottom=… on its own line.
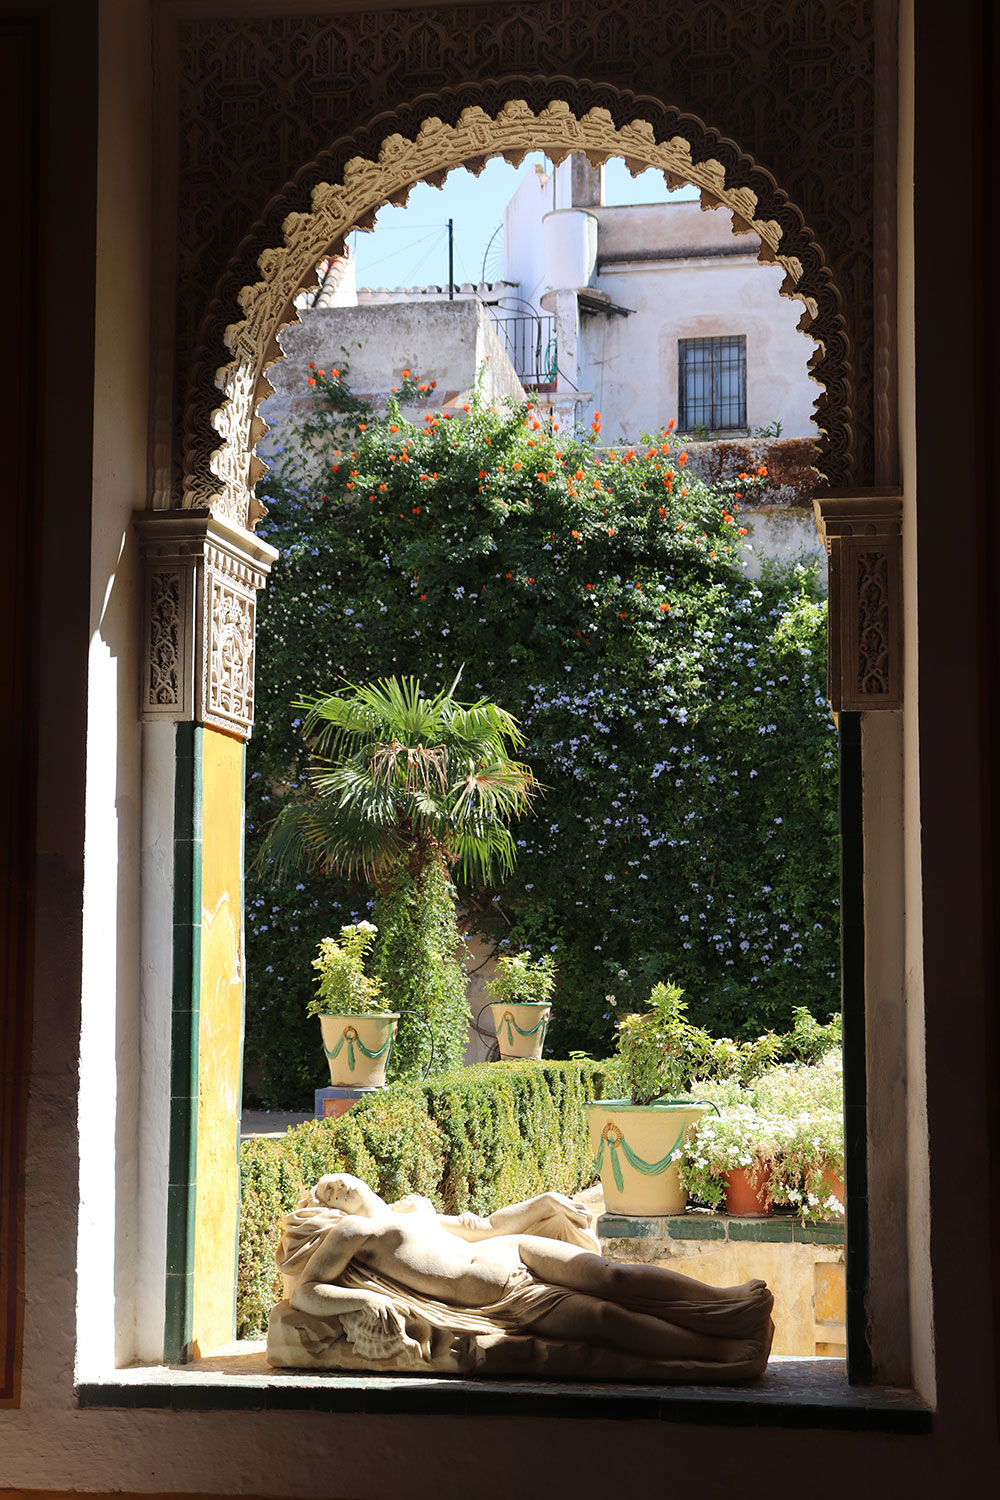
left=237, top=1057, right=621, bottom=1337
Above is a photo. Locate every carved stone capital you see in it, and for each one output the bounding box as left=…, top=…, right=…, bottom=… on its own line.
left=813, top=490, right=903, bottom=711
left=135, top=510, right=277, bottom=739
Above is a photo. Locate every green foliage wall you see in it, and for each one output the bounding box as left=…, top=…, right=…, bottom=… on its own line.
left=237, top=1057, right=621, bottom=1337
left=245, top=371, right=838, bottom=1106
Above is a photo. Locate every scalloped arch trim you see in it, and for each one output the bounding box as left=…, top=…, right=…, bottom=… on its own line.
left=186, top=98, right=850, bottom=527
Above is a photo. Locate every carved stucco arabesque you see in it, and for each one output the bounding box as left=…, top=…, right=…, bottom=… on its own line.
left=813, top=491, right=904, bottom=713
left=136, top=511, right=277, bottom=739
left=146, top=0, right=897, bottom=728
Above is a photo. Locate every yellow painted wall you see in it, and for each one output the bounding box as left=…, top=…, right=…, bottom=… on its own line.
left=192, top=729, right=245, bottom=1355
left=602, top=1235, right=846, bottom=1357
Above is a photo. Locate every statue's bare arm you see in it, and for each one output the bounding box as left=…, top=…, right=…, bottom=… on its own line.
left=289, top=1217, right=384, bottom=1319
left=439, top=1191, right=593, bottom=1241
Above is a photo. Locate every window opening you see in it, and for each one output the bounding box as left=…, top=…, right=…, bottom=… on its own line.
left=165, top=132, right=860, bottom=1393
left=678, top=335, right=747, bottom=432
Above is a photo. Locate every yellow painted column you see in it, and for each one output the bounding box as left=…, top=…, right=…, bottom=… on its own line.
left=191, top=728, right=245, bottom=1355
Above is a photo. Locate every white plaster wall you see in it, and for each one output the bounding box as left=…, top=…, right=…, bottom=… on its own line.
left=897, top=0, right=933, bottom=1400
left=74, top=0, right=153, bottom=1378
left=580, top=254, right=818, bottom=442
left=504, top=185, right=817, bottom=442
left=738, top=508, right=826, bottom=581
left=260, top=299, right=525, bottom=464
left=135, top=721, right=175, bottom=1360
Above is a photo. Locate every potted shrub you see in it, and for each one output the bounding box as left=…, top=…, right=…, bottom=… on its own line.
left=584, top=982, right=712, bottom=1216
left=679, top=1105, right=786, bottom=1215
left=484, top=950, right=556, bottom=1060
left=308, top=922, right=399, bottom=1089
left=745, top=1054, right=845, bottom=1223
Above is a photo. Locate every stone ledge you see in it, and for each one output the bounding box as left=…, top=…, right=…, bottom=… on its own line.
left=76, top=1355, right=930, bottom=1431
left=597, top=1211, right=845, bottom=1246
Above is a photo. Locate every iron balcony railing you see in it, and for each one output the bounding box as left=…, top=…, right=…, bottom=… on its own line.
left=489, top=312, right=558, bottom=388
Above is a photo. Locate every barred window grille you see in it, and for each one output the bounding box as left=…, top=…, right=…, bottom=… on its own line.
left=678, top=335, right=747, bottom=431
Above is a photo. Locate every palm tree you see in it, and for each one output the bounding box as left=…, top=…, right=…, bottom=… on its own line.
left=262, top=674, right=538, bottom=1076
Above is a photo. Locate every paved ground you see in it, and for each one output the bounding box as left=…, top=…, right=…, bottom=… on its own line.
left=240, top=1110, right=312, bottom=1138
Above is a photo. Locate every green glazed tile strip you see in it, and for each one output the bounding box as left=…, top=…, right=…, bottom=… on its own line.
left=838, top=712, right=871, bottom=1384
left=728, top=1218, right=795, bottom=1242
left=665, top=1216, right=727, bottom=1241
left=164, top=723, right=203, bottom=1364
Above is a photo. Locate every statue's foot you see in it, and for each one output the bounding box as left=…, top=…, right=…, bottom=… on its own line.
left=719, top=1277, right=769, bottom=1302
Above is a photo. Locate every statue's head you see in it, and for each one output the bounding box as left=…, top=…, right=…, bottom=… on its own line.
left=314, top=1173, right=384, bottom=1217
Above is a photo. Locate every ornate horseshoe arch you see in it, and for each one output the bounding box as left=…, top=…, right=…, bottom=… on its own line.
left=142, top=88, right=898, bottom=740
left=179, top=90, right=855, bottom=530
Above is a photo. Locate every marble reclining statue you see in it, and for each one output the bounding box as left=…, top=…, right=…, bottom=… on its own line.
left=266, top=1174, right=774, bottom=1382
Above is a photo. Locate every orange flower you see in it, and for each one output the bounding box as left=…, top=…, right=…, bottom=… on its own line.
left=667, top=418, right=676, bottom=431
left=413, top=506, right=421, bottom=513
left=738, top=527, right=748, bottom=535
left=618, top=612, right=627, bottom=619
left=430, top=380, right=437, bottom=388
left=478, top=469, right=487, bottom=479
left=419, top=383, right=428, bottom=392
left=307, top=377, right=316, bottom=386
left=462, top=404, right=471, bottom=412
left=585, top=583, right=594, bottom=590
left=420, top=593, right=427, bottom=600
left=400, top=368, right=411, bottom=378
left=660, top=602, right=670, bottom=612
left=346, top=482, right=354, bottom=490
left=390, top=425, right=399, bottom=434
left=679, top=452, right=688, bottom=467
left=379, top=483, right=388, bottom=491
left=658, top=506, right=667, bottom=517
left=757, top=465, right=768, bottom=477
left=308, top=361, right=316, bottom=369
left=506, top=572, right=513, bottom=579
left=513, top=461, right=521, bottom=471
left=330, top=368, right=341, bottom=378
left=317, top=370, right=325, bottom=377
left=536, top=472, right=548, bottom=482
left=574, top=469, right=585, bottom=480
left=593, top=410, right=601, bottom=421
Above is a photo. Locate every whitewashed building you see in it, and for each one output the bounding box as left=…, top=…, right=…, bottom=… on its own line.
left=498, top=154, right=818, bottom=443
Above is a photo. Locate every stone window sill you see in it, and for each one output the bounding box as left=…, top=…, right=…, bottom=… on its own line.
left=77, top=1350, right=930, bottom=1431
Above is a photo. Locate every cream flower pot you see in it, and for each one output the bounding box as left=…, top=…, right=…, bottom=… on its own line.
left=585, top=1099, right=706, bottom=1216
left=489, top=1001, right=552, bottom=1061
left=319, top=1012, right=399, bottom=1088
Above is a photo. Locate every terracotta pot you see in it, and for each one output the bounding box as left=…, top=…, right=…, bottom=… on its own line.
left=724, top=1166, right=773, bottom=1216
left=585, top=1099, right=705, bottom=1216
left=318, top=1012, right=399, bottom=1088
left=821, top=1170, right=845, bottom=1216
left=489, top=1001, right=552, bottom=1061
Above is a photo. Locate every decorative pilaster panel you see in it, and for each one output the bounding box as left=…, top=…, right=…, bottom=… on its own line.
left=135, top=510, right=277, bottom=739
left=813, top=491, right=903, bottom=712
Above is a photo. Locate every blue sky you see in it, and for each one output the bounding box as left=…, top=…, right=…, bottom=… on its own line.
left=348, top=154, right=699, bottom=292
